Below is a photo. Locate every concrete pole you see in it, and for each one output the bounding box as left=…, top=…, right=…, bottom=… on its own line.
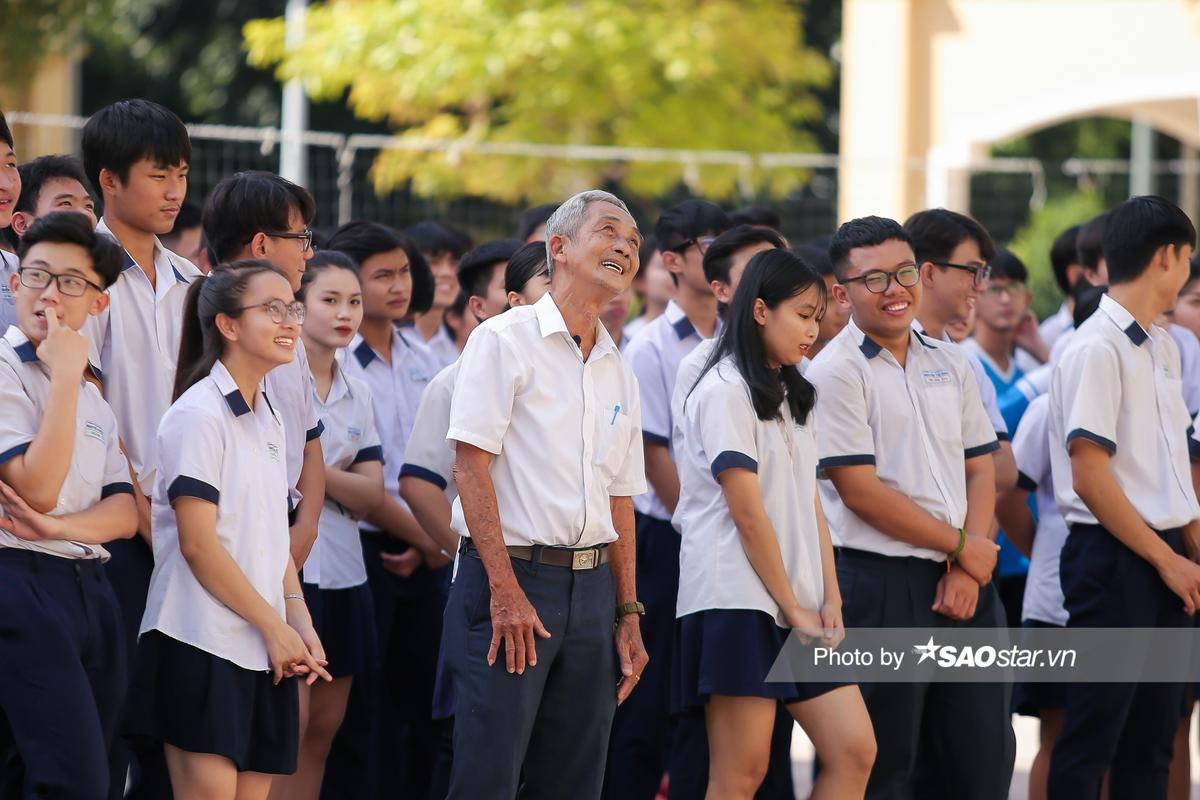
left=279, top=0, right=308, bottom=185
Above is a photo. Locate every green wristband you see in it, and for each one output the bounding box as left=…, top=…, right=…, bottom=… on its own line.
left=949, top=528, right=967, bottom=561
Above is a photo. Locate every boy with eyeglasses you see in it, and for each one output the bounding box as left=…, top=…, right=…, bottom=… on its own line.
left=808, top=216, right=1013, bottom=799
left=0, top=212, right=137, bottom=798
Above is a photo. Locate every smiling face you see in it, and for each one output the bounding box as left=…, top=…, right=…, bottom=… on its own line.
left=102, top=158, right=188, bottom=235
left=0, top=140, right=19, bottom=229
left=219, top=270, right=299, bottom=369
left=12, top=241, right=110, bottom=341
left=360, top=248, right=413, bottom=322
left=756, top=283, right=824, bottom=368
left=833, top=238, right=921, bottom=342
left=549, top=201, right=641, bottom=301
left=921, top=237, right=985, bottom=323
left=11, top=176, right=96, bottom=236
left=302, top=266, right=363, bottom=352
left=428, top=251, right=461, bottom=311
left=256, top=205, right=313, bottom=292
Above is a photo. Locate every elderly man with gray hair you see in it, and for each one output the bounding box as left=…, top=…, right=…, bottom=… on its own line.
left=442, top=189, right=650, bottom=798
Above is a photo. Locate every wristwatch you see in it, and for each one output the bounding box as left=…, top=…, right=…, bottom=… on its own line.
left=616, top=601, right=646, bottom=618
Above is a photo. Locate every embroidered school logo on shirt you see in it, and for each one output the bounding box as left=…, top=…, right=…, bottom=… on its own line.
left=83, top=421, right=105, bottom=442
left=348, top=426, right=363, bottom=441
left=267, top=442, right=281, bottom=462
left=922, top=368, right=952, bottom=385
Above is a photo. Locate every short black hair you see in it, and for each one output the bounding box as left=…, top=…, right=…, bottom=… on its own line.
left=81, top=99, right=191, bottom=197
left=458, top=239, right=523, bottom=300
left=1050, top=223, right=1081, bottom=295
left=1073, top=283, right=1108, bottom=329
left=15, top=155, right=94, bottom=216
left=0, top=110, right=12, bottom=150
left=506, top=240, right=548, bottom=296
left=516, top=203, right=559, bottom=241
left=1076, top=211, right=1109, bottom=272
left=1181, top=254, right=1200, bottom=294
left=1103, top=195, right=1197, bottom=285
left=202, top=171, right=316, bottom=263
left=729, top=206, right=782, bottom=231
left=405, top=221, right=472, bottom=260
left=903, top=208, right=996, bottom=266
left=792, top=243, right=834, bottom=277
left=18, top=211, right=124, bottom=288
left=327, top=221, right=435, bottom=314
left=828, top=216, right=912, bottom=279
left=989, top=247, right=1028, bottom=283
left=702, top=224, right=785, bottom=284
left=655, top=200, right=733, bottom=252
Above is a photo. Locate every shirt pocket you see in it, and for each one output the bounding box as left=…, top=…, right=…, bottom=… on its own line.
left=593, top=408, right=634, bottom=483
left=920, top=382, right=964, bottom=445
left=73, top=418, right=109, bottom=488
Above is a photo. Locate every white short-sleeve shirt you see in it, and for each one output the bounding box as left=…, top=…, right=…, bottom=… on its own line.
left=1012, top=394, right=1069, bottom=626
left=302, top=365, right=382, bottom=589
left=447, top=292, right=647, bottom=548
left=675, top=356, right=824, bottom=625
left=808, top=318, right=1000, bottom=560
left=1049, top=294, right=1200, bottom=530
left=1039, top=303, right=1073, bottom=351
left=625, top=300, right=708, bottom=520
left=263, top=338, right=323, bottom=508
left=0, top=250, right=20, bottom=334
left=340, top=328, right=441, bottom=526
left=83, top=218, right=203, bottom=496
left=402, top=322, right=459, bottom=369
left=915, top=321, right=1008, bottom=441
left=140, top=360, right=291, bottom=671
left=400, top=360, right=460, bottom=502
left=0, top=326, right=134, bottom=561
left=1168, top=324, right=1200, bottom=416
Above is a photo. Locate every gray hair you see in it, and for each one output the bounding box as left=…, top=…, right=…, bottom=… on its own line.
left=543, top=189, right=631, bottom=276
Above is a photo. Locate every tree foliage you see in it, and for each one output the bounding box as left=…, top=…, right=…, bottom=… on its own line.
left=244, top=0, right=831, bottom=203
left=1008, top=189, right=1104, bottom=320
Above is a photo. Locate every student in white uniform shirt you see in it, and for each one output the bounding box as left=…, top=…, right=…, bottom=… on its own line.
left=272, top=252, right=384, bottom=800
left=6, top=155, right=98, bottom=250
left=1046, top=196, right=1200, bottom=799
left=79, top=98, right=203, bottom=798
left=404, top=221, right=471, bottom=367
left=0, top=113, right=22, bottom=331
left=323, top=221, right=448, bottom=799
left=674, top=248, right=875, bottom=800
left=201, top=171, right=325, bottom=567
left=443, top=190, right=649, bottom=800
left=606, top=198, right=731, bottom=800
left=807, top=216, right=1011, bottom=799
left=127, top=261, right=331, bottom=797
left=1038, top=224, right=1084, bottom=351
left=0, top=214, right=136, bottom=799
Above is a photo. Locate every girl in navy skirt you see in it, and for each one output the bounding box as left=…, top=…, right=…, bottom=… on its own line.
left=675, top=249, right=875, bottom=799
left=275, top=251, right=385, bottom=799
left=128, top=261, right=332, bottom=799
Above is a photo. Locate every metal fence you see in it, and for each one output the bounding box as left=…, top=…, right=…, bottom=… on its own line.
left=8, top=111, right=1193, bottom=247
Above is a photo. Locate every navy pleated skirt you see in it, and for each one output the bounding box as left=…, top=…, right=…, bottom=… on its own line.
left=125, top=630, right=299, bottom=775
left=302, top=580, right=378, bottom=679
left=672, top=608, right=846, bottom=714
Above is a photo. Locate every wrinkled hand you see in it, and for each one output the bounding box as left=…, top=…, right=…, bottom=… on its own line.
left=381, top=548, right=423, bottom=578
left=0, top=480, right=63, bottom=541
left=488, top=582, right=551, bottom=675
left=36, top=308, right=89, bottom=381
left=933, top=567, right=979, bottom=621
left=615, top=615, right=649, bottom=705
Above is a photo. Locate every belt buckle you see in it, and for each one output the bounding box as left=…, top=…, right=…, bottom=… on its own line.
left=571, top=549, right=597, bottom=570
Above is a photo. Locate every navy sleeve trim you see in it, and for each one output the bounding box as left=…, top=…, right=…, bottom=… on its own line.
left=306, top=419, right=325, bottom=442
left=399, top=463, right=449, bottom=490
left=710, top=451, right=758, bottom=479
left=0, top=442, right=30, bottom=465
left=817, top=454, right=876, bottom=471
left=101, top=482, right=135, bottom=499
left=996, top=430, right=1011, bottom=442
left=351, top=445, right=384, bottom=465
left=167, top=476, right=220, bottom=505
left=1066, top=428, right=1116, bottom=454
left=964, top=440, right=1002, bottom=459
left=1016, top=471, right=1038, bottom=493
left=642, top=431, right=670, bottom=447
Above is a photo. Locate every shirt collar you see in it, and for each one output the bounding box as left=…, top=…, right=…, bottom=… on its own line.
left=532, top=291, right=618, bottom=358
left=208, top=360, right=255, bottom=417
left=663, top=300, right=698, bottom=340
left=97, top=217, right=189, bottom=285
left=3, top=326, right=38, bottom=363
left=1097, top=294, right=1149, bottom=346
left=326, top=360, right=353, bottom=404
left=351, top=327, right=414, bottom=368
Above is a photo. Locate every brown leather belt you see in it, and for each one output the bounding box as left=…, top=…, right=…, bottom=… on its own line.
left=461, top=538, right=610, bottom=570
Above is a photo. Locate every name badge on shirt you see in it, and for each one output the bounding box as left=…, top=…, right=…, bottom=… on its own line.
left=922, top=368, right=952, bottom=385
left=267, top=442, right=281, bottom=462
left=348, top=426, right=363, bottom=441
left=408, top=368, right=431, bottom=383
left=84, top=421, right=105, bottom=442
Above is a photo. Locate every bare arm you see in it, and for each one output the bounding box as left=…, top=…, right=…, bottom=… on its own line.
left=610, top=493, right=648, bottom=704
left=289, top=437, right=326, bottom=568
left=366, top=492, right=450, bottom=566
left=643, top=442, right=680, bottom=514
left=994, top=441, right=1018, bottom=491
left=325, top=460, right=384, bottom=520
left=996, top=486, right=1036, bottom=558
left=963, top=452, right=997, bottom=542
left=0, top=375, right=79, bottom=514
left=0, top=482, right=137, bottom=544
left=399, top=476, right=459, bottom=555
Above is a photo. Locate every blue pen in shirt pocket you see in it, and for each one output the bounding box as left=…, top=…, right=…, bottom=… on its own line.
left=611, top=404, right=621, bottom=425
